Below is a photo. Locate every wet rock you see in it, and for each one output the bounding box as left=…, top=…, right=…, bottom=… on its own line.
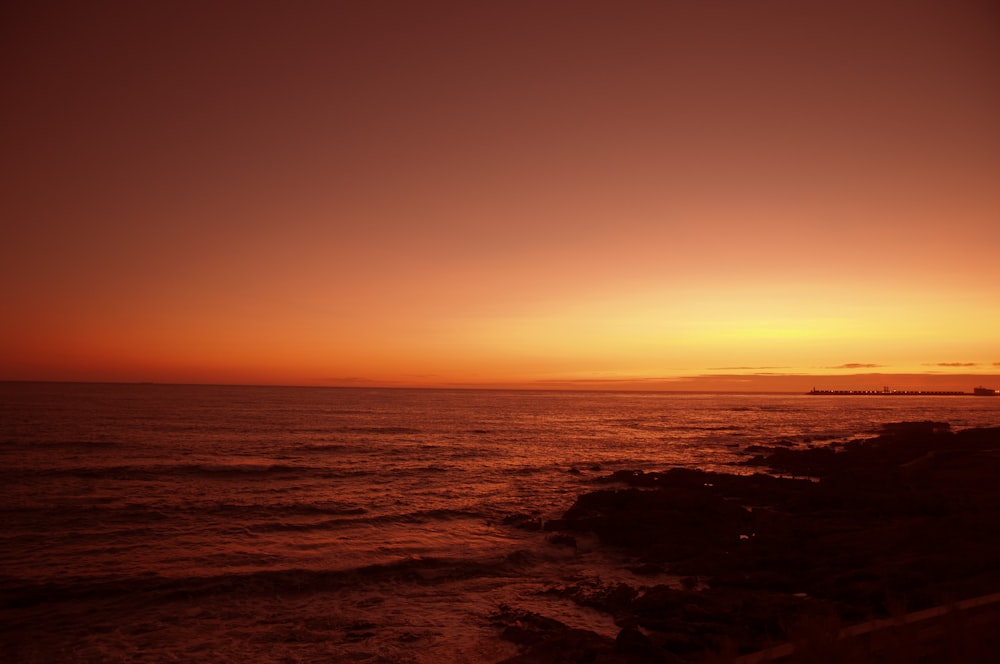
left=615, top=626, right=667, bottom=662
left=596, top=469, right=665, bottom=487
left=546, top=533, right=577, bottom=548
left=492, top=607, right=616, bottom=663
left=627, top=563, right=665, bottom=577
left=505, top=425, right=1000, bottom=661
left=492, top=607, right=568, bottom=646
left=880, top=421, right=950, bottom=435
left=502, top=512, right=543, bottom=531
left=555, top=485, right=751, bottom=562
left=545, top=581, right=637, bottom=618
left=744, top=445, right=838, bottom=476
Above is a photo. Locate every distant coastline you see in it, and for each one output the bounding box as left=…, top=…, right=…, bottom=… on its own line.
left=809, top=386, right=998, bottom=396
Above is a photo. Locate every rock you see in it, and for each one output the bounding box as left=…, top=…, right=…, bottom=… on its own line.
left=556, top=485, right=751, bottom=562
left=492, top=607, right=616, bottom=663
left=628, top=563, right=665, bottom=577
left=880, top=421, right=950, bottom=435
left=499, top=425, right=1000, bottom=661
left=615, top=626, right=667, bottom=662
left=502, top=512, right=543, bottom=531
left=544, top=581, right=637, bottom=617
left=546, top=533, right=577, bottom=548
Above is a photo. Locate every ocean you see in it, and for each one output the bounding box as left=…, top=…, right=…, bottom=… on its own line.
left=2, top=382, right=998, bottom=662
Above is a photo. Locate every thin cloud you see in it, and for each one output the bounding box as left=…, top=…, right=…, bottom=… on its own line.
left=706, top=366, right=790, bottom=371
left=930, top=362, right=979, bottom=367
left=533, top=376, right=686, bottom=384
left=826, top=363, right=883, bottom=369
left=694, top=372, right=807, bottom=377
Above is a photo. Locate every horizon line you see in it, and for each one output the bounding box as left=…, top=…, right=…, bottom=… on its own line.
left=3, top=372, right=999, bottom=395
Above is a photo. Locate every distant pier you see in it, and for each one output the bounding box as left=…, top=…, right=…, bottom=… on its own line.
left=808, top=386, right=997, bottom=396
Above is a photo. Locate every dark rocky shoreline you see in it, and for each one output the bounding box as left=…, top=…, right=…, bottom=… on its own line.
left=495, top=422, right=1000, bottom=662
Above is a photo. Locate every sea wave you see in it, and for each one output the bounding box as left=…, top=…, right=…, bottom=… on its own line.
left=333, top=426, right=423, bottom=435
left=247, top=507, right=487, bottom=533
left=21, top=462, right=368, bottom=480
left=0, top=438, right=122, bottom=449
left=0, top=551, right=533, bottom=610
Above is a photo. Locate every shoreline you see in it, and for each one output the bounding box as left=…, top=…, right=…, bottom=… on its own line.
left=495, top=421, right=1000, bottom=662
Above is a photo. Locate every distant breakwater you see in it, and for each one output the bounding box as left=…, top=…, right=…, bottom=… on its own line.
left=809, top=389, right=965, bottom=396
left=808, top=387, right=996, bottom=396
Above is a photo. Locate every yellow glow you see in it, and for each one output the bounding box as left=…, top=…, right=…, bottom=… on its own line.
left=2, top=2, right=998, bottom=391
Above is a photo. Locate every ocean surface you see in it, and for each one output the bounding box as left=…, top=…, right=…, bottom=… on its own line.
left=2, top=382, right=998, bottom=662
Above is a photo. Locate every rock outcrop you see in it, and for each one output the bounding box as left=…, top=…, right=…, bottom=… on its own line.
left=498, top=424, right=1000, bottom=662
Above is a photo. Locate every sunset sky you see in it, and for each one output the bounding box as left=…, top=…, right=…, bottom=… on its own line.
left=2, top=1, right=998, bottom=391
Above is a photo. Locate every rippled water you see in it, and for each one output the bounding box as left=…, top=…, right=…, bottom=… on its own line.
left=1, top=382, right=998, bottom=661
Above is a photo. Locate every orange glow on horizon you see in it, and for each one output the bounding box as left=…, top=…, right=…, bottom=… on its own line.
left=1, top=2, right=997, bottom=391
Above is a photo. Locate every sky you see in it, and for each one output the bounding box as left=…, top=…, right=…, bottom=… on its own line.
left=2, top=0, right=999, bottom=391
